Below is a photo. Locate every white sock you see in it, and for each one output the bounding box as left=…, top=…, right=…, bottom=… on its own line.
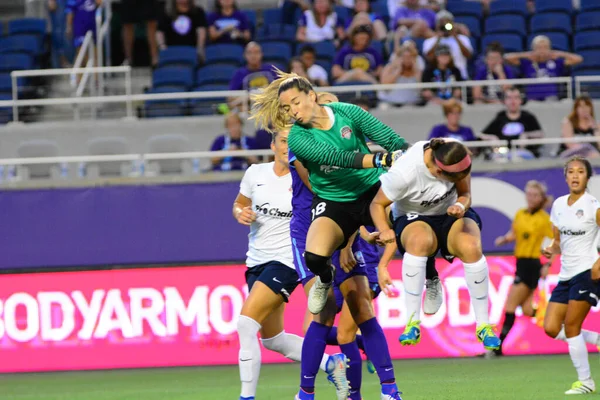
left=261, top=331, right=302, bottom=361
left=567, top=334, right=592, bottom=382
left=237, top=315, right=262, bottom=398
left=555, top=327, right=600, bottom=346
left=402, top=253, right=427, bottom=321
left=463, top=256, right=490, bottom=325
left=319, top=354, right=330, bottom=372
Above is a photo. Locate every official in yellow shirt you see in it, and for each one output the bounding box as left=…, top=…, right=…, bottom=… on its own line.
left=487, top=180, right=554, bottom=357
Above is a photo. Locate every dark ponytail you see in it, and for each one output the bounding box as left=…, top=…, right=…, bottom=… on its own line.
left=430, top=138, right=472, bottom=181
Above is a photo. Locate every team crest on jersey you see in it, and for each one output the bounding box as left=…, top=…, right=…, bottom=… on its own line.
left=341, top=126, right=353, bottom=139
left=576, top=209, right=584, bottom=219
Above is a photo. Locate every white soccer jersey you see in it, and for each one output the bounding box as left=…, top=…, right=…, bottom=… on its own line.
left=550, top=192, right=600, bottom=281
left=239, top=162, right=295, bottom=270
left=380, top=141, right=457, bottom=219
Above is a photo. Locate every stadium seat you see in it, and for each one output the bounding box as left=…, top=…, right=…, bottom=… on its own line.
left=8, top=18, right=46, bottom=36
left=574, top=69, right=600, bottom=99
left=402, top=37, right=425, bottom=53
left=334, top=6, right=351, bottom=24
left=196, top=64, right=237, bottom=86
left=152, top=66, right=194, bottom=89
left=370, top=40, right=385, bottom=58
left=581, top=0, right=600, bottom=12
left=333, top=81, right=376, bottom=104
left=0, top=35, right=42, bottom=55
left=447, top=2, right=483, bottom=19
left=485, top=15, right=526, bottom=36
left=262, top=8, right=283, bottom=24
left=144, top=87, right=187, bottom=119
left=157, top=46, right=198, bottom=69
left=86, top=137, right=132, bottom=178
left=297, top=41, right=336, bottom=61
left=574, top=32, right=600, bottom=52
left=527, top=32, right=570, bottom=52
left=530, top=13, right=572, bottom=35
left=261, top=42, right=293, bottom=64
left=0, top=54, right=34, bottom=72
left=204, top=44, right=245, bottom=66
left=16, top=139, right=61, bottom=180
left=482, top=34, right=523, bottom=53
left=488, top=0, right=529, bottom=17
left=575, top=13, right=600, bottom=33
left=190, top=84, right=229, bottom=116
left=536, top=0, right=572, bottom=14
left=0, top=74, right=11, bottom=94
left=243, top=9, right=257, bottom=35
left=455, top=16, right=480, bottom=38
left=146, top=134, right=193, bottom=175
left=257, top=24, right=296, bottom=42
left=575, top=50, right=600, bottom=72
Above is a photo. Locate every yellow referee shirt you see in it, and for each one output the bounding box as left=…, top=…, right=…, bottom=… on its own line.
left=512, top=208, right=554, bottom=259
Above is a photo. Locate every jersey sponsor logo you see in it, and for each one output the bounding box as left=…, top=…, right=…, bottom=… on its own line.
left=419, top=188, right=456, bottom=208
left=560, top=229, right=586, bottom=236
left=341, top=126, right=353, bottom=139
left=576, top=209, right=584, bottom=219
left=255, top=203, right=293, bottom=219
left=320, top=165, right=342, bottom=174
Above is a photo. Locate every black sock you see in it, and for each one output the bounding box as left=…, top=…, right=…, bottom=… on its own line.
left=532, top=308, right=537, bottom=317
left=498, top=312, right=516, bottom=353
left=425, top=257, right=438, bottom=280
left=319, top=267, right=333, bottom=284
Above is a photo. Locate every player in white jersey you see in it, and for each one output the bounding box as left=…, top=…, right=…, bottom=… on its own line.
left=233, top=129, right=345, bottom=400
left=542, top=156, right=600, bottom=395
left=370, top=138, right=501, bottom=350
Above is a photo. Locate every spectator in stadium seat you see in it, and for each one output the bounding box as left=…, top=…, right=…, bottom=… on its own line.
left=391, top=0, right=436, bottom=40
left=299, top=45, right=329, bottom=86
left=378, top=43, right=422, bottom=106
left=121, top=0, right=160, bottom=67
left=473, top=42, right=515, bottom=104
left=207, top=0, right=251, bottom=45
left=229, top=42, right=276, bottom=108
left=428, top=99, right=476, bottom=142
left=346, top=0, right=388, bottom=41
left=505, top=35, right=583, bottom=102
left=480, top=86, right=544, bottom=157
left=423, top=10, right=472, bottom=79
left=289, top=57, right=309, bottom=79
left=210, top=112, right=258, bottom=171
left=559, top=95, right=600, bottom=159
left=157, top=0, right=207, bottom=61
left=331, top=24, right=383, bottom=84
left=296, top=0, right=346, bottom=45
left=388, top=0, right=442, bottom=21
left=421, top=44, right=462, bottom=104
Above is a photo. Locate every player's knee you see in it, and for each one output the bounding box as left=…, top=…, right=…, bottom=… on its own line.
left=456, top=237, right=482, bottom=262
left=544, top=323, right=561, bottom=339
left=237, top=315, right=261, bottom=339
left=304, top=251, right=330, bottom=275
left=403, top=231, right=435, bottom=256
left=261, top=332, right=284, bottom=353
left=564, top=320, right=583, bottom=338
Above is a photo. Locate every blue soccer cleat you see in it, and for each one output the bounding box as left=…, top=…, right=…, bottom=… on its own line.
left=381, top=382, right=403, bottom=399
left=294, top=389, right=314, bottom=400
left=399, top=316, right=421, bottom=346
left=326, top=353, right=350, bottom=400
left=476, top=324, right=501, bottom=350
left=240, top=397, right=255, bottom=400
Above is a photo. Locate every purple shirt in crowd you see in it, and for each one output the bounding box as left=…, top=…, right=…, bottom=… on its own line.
left=333, top=45, right=383, bottom=72
left=393, top=7, right=436, bottom=29
left=520, top=58, right=566, bottom=100
left=66, top=0, right=97, bottom=46
left=428, top=124, right=476, bottom=142
left=229, top=65, right=276, bottom=91
left=210, top=134, right=256, bottom=171
left=207, top=10, right=249, bottom=43
left=474, top=64, right=516, bottom=100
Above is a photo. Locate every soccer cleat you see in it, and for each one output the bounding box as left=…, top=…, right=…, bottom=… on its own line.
left=399, top=316, right=421, bottom=346
left=326, top=353, right=350, bottom=400
left=479, top=349, right=503, bottom=359
left=423, top=277, right=444, bottom=315
left=381, top=382, right=403, bottom=399
left=308, top=266, right=334, bottom=314
left=366, top=359, right=376, bottom=374
left=565, top=380, right=596, bottom=395
left=295, top=389, right=315, bottom=400
left=477, top=324, right=501, bottom=350
left=240, top=397, right=255, bottom=400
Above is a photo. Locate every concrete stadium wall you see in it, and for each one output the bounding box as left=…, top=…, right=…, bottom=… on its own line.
left=1, top=100, right=597, bottom=168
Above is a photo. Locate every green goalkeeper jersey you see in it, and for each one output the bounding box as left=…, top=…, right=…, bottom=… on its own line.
left=288, top=102, right=406, bottom=202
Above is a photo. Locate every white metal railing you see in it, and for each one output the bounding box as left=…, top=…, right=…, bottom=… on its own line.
left=575, top=75, right=600, bottom=97
left=71, top=31, right=96, bottom=119
left=0, top=75, right=586, bottom=123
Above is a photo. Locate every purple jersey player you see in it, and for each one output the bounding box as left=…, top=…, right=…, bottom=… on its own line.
left=66, top=0, right=99, bottom=48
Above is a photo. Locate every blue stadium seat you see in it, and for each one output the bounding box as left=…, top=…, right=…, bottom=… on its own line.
left=316, top=59, right=332, bottom=74
left=297, top=41, right=336, bottom=61
left=152, top=66, right=194, bottom=89
left=0, top=35, right=42, bottom=55
left=536, top=0, right=572, bottom=14
left=196, top=64, right=237, bottom=86
left=333, top=81, right=376, bottom=103
left=243, top=9, right=257, bottom=35
left=482, top=34, right=523, bottom=53
left=157, top=46, right=198, bottom=69
left=455, top=16, right=480, bottom=37
left=8, top=18, right=46, bottom=36
left=402, top=37, right=425, bottom=53
left=447, top=2, right=483, bottom=18
left=576, top=13, right=600, bottom=33
left=204, top=44, right=245, bottom=66
left=581, top=0, right=600, bottom=12
left=489, top=0, right=529, bottom=17
left=528, top=32, right=570, bottom=52
left=485, top=15, right=526, bottom=36
left=574, top=70, right=600, bottom=99
left=190, top=84, right=228, bottom=116
left=257, top=24, right=296, bottom=42
left=370, top=40, right=385, bottom=58
left=334, top=6, right=351, bottom=24
left=530, top=13, right=572, bottom=35
left=371, top=1, right=389, bottom=18
left=263, top=8, right=283, bottom=24
left=575, top=50, right=600, bottom=72
left=0, top=74, right=11, bottom=94
left=469, top=36, right=480, bottom=55
left=261, top=42, right=293, bottom=64
left=144, top=87, right=187, bottom=119
left=575, top=32, right=600, bottom=52
left=0, top=54, right=34, bottom=72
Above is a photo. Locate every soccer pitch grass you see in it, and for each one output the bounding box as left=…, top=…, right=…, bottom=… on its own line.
left=1, top=354, right=593, bottom=400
